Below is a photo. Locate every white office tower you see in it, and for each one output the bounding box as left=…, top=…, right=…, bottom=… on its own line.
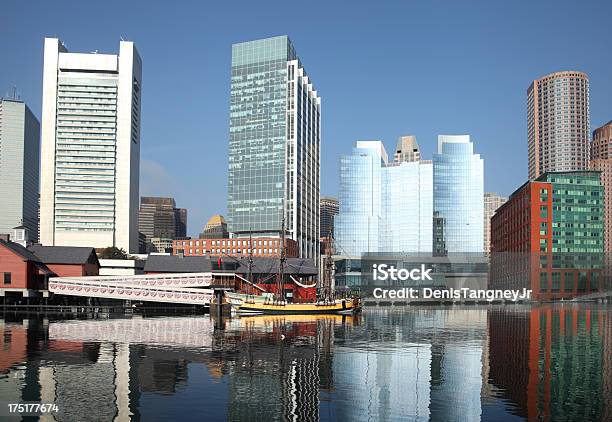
left=40, top=38, right=142, bottom=253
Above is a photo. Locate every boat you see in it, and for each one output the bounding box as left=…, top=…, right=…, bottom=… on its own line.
left=234, top=297, right=362, bottom=315
left=224, top=219, right=362, bottom=316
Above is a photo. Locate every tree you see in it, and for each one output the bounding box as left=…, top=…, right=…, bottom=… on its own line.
left=99, top=246, right=128, bottom=260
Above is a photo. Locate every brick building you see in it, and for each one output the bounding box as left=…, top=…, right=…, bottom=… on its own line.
left=490, top=171, right=604, bottom=300
left=172, top=237, right=298, bottom=258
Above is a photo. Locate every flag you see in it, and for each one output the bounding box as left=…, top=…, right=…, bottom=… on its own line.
left=218, top=256, right=222, bottom=269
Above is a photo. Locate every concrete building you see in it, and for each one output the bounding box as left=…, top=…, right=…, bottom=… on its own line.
left=483, top=193, right=507, bottom=254
left=589, top=121, right=612, bottom=253
left=319, top=196, right=338, bottom=257
left=98, top=258, right=144, bottom=276
left=138, top=197, right=187, bottom=252
left=527, top=71, right=590, bottom=179
left=490, top=171, right=604, bottom=301
left=394, top=135, right=420, bottom=163
left=227, top=36, right=320, bottom=261
left=319, top=197, right=339, bottom=239
left=433, top=135, right=484, bottom=253
left=199, top=214, right=229, bottom=239
left=148, top=237, right=174, bottom=254
left=40, top=38, right=142, bottom=253
left=0, top=98, right=40, bottom=242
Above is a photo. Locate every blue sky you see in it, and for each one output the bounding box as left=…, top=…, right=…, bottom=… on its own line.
left=2, top=0, right=611, bottom=236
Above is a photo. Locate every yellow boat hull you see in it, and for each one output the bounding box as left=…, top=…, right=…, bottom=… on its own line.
left=236, top=298, right=361, bottom=315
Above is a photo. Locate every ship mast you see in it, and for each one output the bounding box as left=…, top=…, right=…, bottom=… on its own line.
left=247, top=230, right=253, bottom=300
left=277, top=216, right=287, bottom=304
left=322, top=227, right=334, bottom=303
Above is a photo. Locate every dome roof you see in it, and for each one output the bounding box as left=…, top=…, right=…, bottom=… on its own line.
left=205, top=214, right=226, bottom=229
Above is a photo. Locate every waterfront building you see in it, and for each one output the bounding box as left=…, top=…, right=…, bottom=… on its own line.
left=199, top=214, right=229, bottom=239
left=589, top=121, right=612, bottom=253
left=172, top=236, right=298, bottom=258
left=227, top=35, right=320, bottom=262
left=138, top=197, right=187, bottom=252
left=383, top=159, right=433, bottom=253
left=98, top=258, right=144, bottom=276
left=0, top=239, right=99, bottom=302
left=0, top=98, right=40, bottom=242
left=335, top=141, right=433, bottom=256
left=433, top=135, right=484, bottom=253
left=40, top=38, right=142, bottom=253
left=490, top=171, right=604, bottom=301
left=527, top=71, right=590, bottom=179
left=483, top=193, right=507, bottom=254
left=393, top=135, right=420, bottom=163
left=335, top=141, right=386, bottom=256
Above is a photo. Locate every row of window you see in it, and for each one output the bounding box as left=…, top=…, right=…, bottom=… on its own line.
left=177, top=239, right=283, bottom=247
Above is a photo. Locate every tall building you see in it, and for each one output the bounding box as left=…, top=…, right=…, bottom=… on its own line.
left=227, top=35, right=321, bottom=261
left=138, top=197, right=187, bottom=251
left=40, top=38, right=142, bottom=253
left=483, top=193, right=507, bottom=254
left=334, top=141, right=433, bottom=256
left=490, top=171, right=604, bottom=301
left=199, top=214, right=229, bottom=239
left=0, top=98, right=40, bottom=242
left=319, top=197, right=338, bottom=239
left=394, top=135, right=420, bottom=163
left=589, top=121, right=612, bottom=253
left=433, top=135, right=484, bottom=253
left=527, top=71, right=590, bottom=179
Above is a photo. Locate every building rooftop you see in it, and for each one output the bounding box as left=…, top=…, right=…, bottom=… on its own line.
left=0, top=239, right=53, bottom=274
left=27, top=244, right=99, bottom=266
left=205, top=214, right=226, bottom=227
left=145, top=254, right=317, bottom=276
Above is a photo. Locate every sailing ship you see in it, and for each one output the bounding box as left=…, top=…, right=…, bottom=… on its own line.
left=225, top=219, right=362, bottom=315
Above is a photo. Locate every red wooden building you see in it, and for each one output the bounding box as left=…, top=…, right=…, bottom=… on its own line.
left=0, top=240, right=99, bottom=303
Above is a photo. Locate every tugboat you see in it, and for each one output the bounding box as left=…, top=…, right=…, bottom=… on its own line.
left=228, top=219, right=362, bottom=315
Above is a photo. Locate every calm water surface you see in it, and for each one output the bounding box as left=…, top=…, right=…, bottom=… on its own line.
left=0, top=305, right=610, bottom=421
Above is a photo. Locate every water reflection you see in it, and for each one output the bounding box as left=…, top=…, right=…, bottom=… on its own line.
left=0, top=305, right=609, bottom=421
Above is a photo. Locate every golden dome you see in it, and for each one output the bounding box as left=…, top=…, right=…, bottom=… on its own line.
left=205, top=214, right=226, bottom=229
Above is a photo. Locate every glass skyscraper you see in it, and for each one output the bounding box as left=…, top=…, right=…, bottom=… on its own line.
left=334, top=141, right=433, bottom=256
left=228, top=36, right=320, bottom=261
left=433, top=135, right=484, bottom=253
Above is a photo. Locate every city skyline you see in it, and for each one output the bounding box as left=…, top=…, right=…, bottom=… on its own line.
left=2, top=1, right=612, bottom=236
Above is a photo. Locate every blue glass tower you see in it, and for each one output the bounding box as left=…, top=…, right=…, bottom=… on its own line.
left=228, top=36, right=321, bottom=260
left=334, top=142, right=386, bottom=256
left=335, top=141, right=433, bottom=256
left=433, top=135, right=484, bottom=253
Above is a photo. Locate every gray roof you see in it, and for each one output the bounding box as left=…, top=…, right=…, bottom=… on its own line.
left=144, top=255, right=318, bottom=276
left=27, top=244, right=99, bottom=266
left=0, top=239, right=54, bottom=274
left=1, top=239, right=43, bottom=263
left=144, top=255, right=213, bottom=273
